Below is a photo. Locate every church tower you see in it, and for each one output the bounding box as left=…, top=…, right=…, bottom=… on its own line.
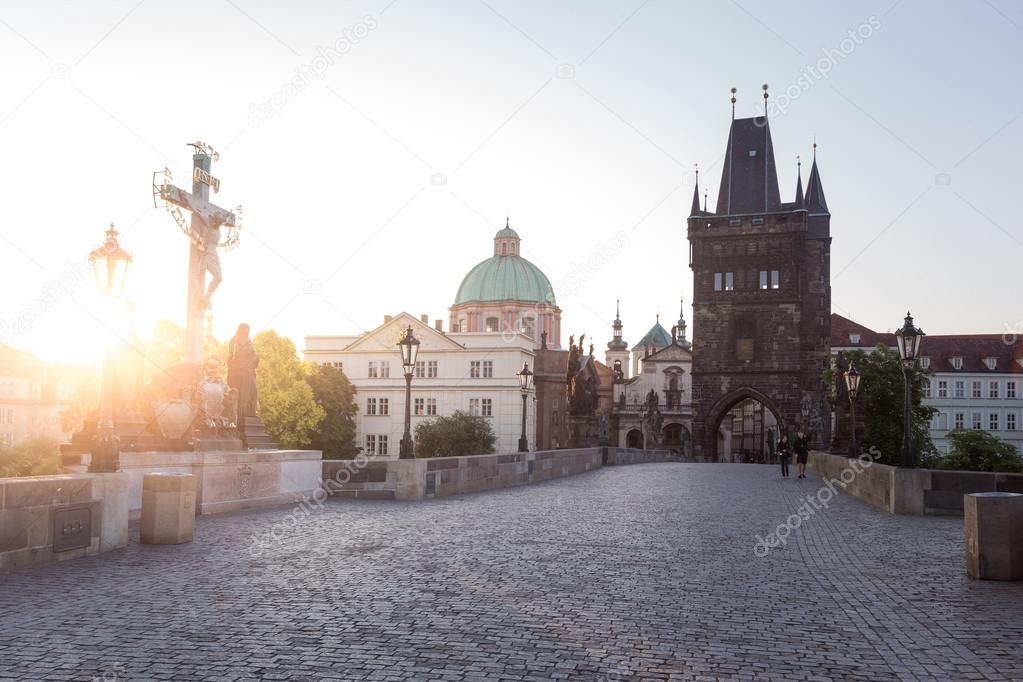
left=687, top=86, right=832, bottom=460
left=605, top=298, right=630, bottom=381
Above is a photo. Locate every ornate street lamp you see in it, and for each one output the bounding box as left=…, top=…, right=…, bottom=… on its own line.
left=894, top=311, right=925, bottom=468
left=844, top=363, right=862, bottom=458
left=87, top=223, right=132, bottom=473
left=397, top=325, right=420, bottom=459
left=517, top=361, right=533, bottom=452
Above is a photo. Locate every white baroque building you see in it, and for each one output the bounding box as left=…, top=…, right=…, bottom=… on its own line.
left=304, top=223, right=558, bottom=458
left=305, top=313, right=535, bottom=458
left=831, top=314, right=1023, bottom=455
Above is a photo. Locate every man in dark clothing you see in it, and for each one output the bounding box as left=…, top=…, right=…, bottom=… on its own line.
left=794, top=431, right=810, bottom=479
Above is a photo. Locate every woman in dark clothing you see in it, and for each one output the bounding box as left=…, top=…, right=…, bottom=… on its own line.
left=794, top=431, right=810, bottom=479
left=777, top=435, right=791, bottom=478
left=227, top=323, right=260, bottom=419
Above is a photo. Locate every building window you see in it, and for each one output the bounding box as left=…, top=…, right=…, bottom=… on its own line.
left=415, top=361, right=426, bottom=379
left=468, top=398, right=480, bottom=416
left=759, top=271, right=768, bottom=290
left=481, top=398, right=493, bottom=417
left=938, top=380, right=948, bottom=398
left=951, top=356, right=963, bottom=370
left=368, top=361, right=378, bottom=378
left=771, top=270, right=779, bottom=289
left=380, top=361, right=390, bottom=378
left=923, top=379, right=932, bottom=398
left=713, top=272, right=722, bottom=291
left=485, top=317, right=500, bottom=333
left=984, top=357, right=998, bottom=370
left=366, top=398, right=377, bottom=416
left=936, top=412, right=948, bottom=430
left=427, top=398, right=437, bottom=416
left=0, top=433, right=11, bottom=446
left=954, top=381, right=965, bottom=399
left=972, top=412, right=982, bottom=429
left=919, top=357, right=930, bottom=369
left=365, top=434, right=376, bottom=454
left=470, top=361, right=481, bottom=378
left=954, top=412, right=964, bottom=429
left=990, top=381, right=1000, bottom=399
left=1008, top=414, right=1017, bottom=431
left=427, top=361, right=438, bottom=378
left=378, top=435, right=388, bottom=456
left=989, top=413, right=999, bottom=431
left=482, top=360, right=493, bottom=378
left=725, top=272, right=734, bottom=291
left=972, top=381, right=982, bottom=399
left=379, top=398, right=389, bottom=416
left=414, top=397, right=424, bottom=416
left=1009, top=381, right=1018, bottom=399
left=522, top=316, right=536, bottom=338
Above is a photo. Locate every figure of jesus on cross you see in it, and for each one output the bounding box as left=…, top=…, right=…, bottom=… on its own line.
left=153, top=142, right=240, bottom=365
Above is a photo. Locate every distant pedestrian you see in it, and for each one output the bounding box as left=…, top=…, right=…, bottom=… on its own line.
left=794, top=431, right=809, bottom=479
left=777, top=435, right=791, bottom=478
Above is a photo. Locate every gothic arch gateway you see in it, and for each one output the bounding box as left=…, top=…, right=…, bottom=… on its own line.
left=704, top=387, right=782, bottom=462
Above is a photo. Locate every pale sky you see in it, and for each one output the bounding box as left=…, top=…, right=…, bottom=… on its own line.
left=1, top=0, right=1021, bottom=364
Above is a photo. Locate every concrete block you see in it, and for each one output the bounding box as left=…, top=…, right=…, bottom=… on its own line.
left=965, top=492, right=1023, bottom=581
left=140, top=473, right=197, bottom=545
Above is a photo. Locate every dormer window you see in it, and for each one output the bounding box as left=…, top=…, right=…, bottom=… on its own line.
left=984, top=357, right=997, bottom=370
left=951, top=356, right=963, bottom=370
left=918, top=357, right=930, bottom=369
left=849, top=333, right=861, bottom=345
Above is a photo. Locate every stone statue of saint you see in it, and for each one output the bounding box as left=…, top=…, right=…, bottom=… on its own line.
left=227, top=323, right=259, bottom=418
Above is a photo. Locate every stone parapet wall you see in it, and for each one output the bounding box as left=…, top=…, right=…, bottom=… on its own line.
left=67, top=450, right=323, bottom=519
left=0, top=473, right=128, bottom=571
left=605, top=448, right=690, bottom=466
left=809, top=451, right=1023, bottom=516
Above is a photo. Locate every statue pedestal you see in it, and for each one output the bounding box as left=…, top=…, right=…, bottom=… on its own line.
left=241, top=416, right=277, bottom=449
left=567, top=417, right=598, bottom=449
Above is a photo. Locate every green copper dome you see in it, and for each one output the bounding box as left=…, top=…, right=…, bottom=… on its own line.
left=454, top=254, right=556, bottom=306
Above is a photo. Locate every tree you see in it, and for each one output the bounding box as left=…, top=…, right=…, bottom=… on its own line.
left=414, top=411, right=496, bottom=458
left=306, top=364, right=358, bottom=458
left=823, top=344, right=936, bottom=466
left=252, top=331, right=325, bottom=448
left=0, top=436, right=60, bottom=477
left=930, top=430, right=1023, bottom=473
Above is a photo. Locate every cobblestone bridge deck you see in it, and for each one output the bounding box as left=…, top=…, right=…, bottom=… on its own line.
left=1, top=463, right=1021, bottom=681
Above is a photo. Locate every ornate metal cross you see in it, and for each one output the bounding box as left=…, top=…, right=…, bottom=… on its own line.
left=153, top=142, right=241, bottom=365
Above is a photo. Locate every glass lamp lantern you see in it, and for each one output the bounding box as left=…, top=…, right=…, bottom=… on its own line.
left=88, top=223, right=132, bottom=298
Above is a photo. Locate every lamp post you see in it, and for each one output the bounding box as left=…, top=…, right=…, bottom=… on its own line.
left=517, top=361, right=533, bottom=452
left=397, top=325, right=420, bottom=459
left=894, top=311, right=925, bottom=468
left=87, top=224, right=132, bottom=473
left=844, top=363, right=862, bottom=459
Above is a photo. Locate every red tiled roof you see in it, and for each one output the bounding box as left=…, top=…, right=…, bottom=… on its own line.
left=830, top=314, right=1023, bottom=374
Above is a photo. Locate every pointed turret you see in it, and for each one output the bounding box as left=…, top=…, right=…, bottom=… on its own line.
left=803, top=143, right=830, bottom=238
left=794, top=156, right=805, bottom=211
left=607, top=297, right=628, bottom=350
left=674, top=296, right=691, bottom=349
left=689, top=166, right=703, bottom=216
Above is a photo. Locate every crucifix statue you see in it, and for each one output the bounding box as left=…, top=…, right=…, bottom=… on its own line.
left=153, top=142, right=240, bottom=365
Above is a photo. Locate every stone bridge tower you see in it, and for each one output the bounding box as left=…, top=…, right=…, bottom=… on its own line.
left=687, top=93, right=832, bottom=460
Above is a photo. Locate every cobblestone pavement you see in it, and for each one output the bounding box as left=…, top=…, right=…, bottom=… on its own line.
left=2, top=463, right=1022, bottom=682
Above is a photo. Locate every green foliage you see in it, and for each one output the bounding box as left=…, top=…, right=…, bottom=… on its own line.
left=930, top=429, right=1023, bottom=473
left=414, top=411, right=496, bottom=458
left=252, top=331, right=325, bottom=448
left=0, top=436, right=60, bottom=477
left=823, top=344, right=936, bottom=466
left=306, top=364, right=358, bottom=458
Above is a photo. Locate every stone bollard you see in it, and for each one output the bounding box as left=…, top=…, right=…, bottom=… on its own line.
left=141, top=473, right=197, bottom=545
left=964, top=492, right=1023, bottom=581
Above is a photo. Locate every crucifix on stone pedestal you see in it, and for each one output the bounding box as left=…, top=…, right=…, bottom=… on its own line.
left=153, top=142, right=240, bottom=365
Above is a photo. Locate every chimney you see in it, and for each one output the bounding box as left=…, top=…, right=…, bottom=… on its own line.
left=420, top=314, right=429, bottom=324
left=384, top=315, right=392, bottom=323
left=434, top=319, right=443, bottom=332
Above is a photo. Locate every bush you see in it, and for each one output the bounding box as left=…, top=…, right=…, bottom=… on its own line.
left=0, top=436, right=61, bottom=477
left=414, top=411, right=496, bottom=458
left=930, top=429, right=1023, bottom=473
